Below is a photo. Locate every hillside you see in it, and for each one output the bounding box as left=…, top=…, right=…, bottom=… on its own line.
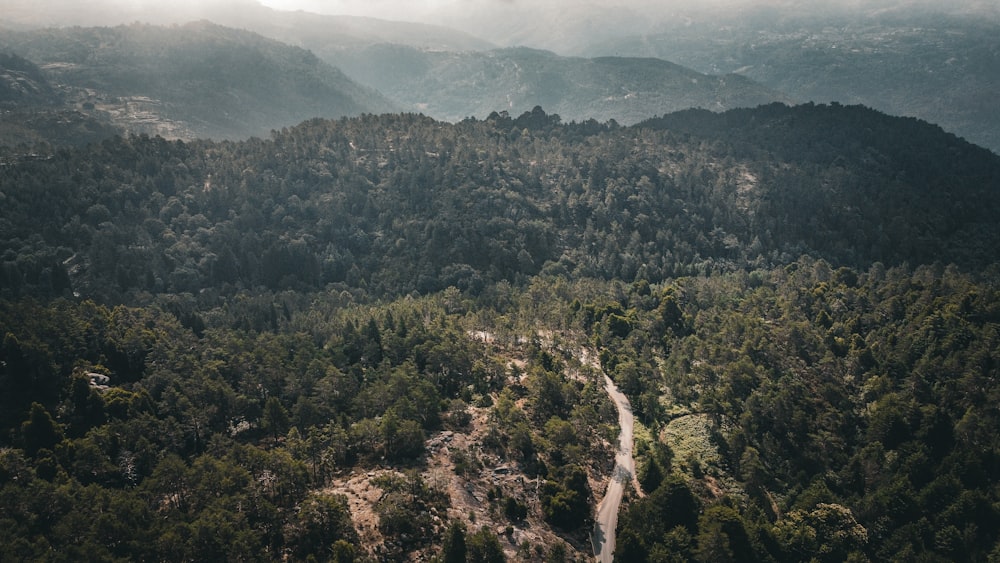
left=0, top=21, right=395, bottom=141
left=217, top=10, right=495, bottom=56
left=0, top=0, right=495, bottom=52
left=587, top=12, right=1000, bottom=153
left=1, top=103, right=1000, bottom=561
left=0, top=52, right=57, bottom=104
left=1, top=51, right=122, bottom=146
left=329, top=45, right=787, bottom=124
left=1, top=103, right=997, bottom=303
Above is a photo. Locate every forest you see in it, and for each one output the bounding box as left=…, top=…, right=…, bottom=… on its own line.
left=2, top=103, right=998, bottom=302
left=2, top=103, right=1000, bottom=561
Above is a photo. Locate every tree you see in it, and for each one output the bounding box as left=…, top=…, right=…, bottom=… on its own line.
left=441, top=520, right=467, bottom=563
left=639, top=456, right=664, bottom=494
left=773, top=503, right=868, bottom=563
left=285, top=493, right=357, bottom=561
left=331, top=540, right=356, bottom=563
left=382, top=410, right=425, bottom=462
left=21, top=402, right=64, bottom=456
left=466, top=526, right=505, bottom=563
left=262, top=397, right=290, bottom=445
left=694, top=505, right=755, bottom=562
left=542, top=464, right=592, bottom=530
left=695, top=518, right=735, bottom=563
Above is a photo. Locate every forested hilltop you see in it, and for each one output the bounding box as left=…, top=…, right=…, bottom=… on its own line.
left=2, top=103, right=1000, bottom=561
left=2, top=103, right=998, bottom=302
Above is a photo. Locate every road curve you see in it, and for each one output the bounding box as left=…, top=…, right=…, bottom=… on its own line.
left=591, top=368, right=637, bottom=563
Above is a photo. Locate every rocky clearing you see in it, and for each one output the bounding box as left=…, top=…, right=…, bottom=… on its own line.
left=323, top=334, right=610, bottom=561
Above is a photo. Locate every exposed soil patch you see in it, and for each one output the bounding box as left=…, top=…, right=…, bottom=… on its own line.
left=322, top=333, right=606, bottom=561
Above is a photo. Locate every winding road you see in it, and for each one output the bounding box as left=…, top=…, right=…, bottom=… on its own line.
left=472, top=334, right=639, bottom=561
left=589, top=355, right=639, bottom=563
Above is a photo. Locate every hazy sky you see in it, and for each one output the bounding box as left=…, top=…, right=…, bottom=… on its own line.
left=257, top=0, right=821, bottom=19
left=5, top=0, right=996, bottom=28
left=256, top=0, right=662, bottom=22
left=3, top=0, right=996, bottom=47
left=259, top=0, right=456, bottom=16
left=255, top=0, right=992, bottom=19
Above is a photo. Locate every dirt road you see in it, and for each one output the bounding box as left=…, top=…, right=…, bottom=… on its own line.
left=591, top=370, right=638, bottom=563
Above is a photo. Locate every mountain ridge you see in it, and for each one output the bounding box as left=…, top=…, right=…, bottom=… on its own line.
left=0, top=21, right=396, bottom=141
left=2, top=102, right=996, bottom=301
left=587, top=12, right=1000, bottom=153
left=328, top=45, right=789, bottom=124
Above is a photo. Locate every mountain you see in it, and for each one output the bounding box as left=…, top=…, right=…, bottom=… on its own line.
left=214, top=10, right=495, bottom=55
left=431, top=0, right=658, bottom=56
left=329, top=45, right=788, bottom=124
left=424, top=0, right=1000, bottom=55
left=0, top=52, right=57, bottom=104
left=0, top=21, right=395, bottom=141
left=2, top=2, right=786, bottom=128
left=2, top=102, right=996, bottom=301
left=1, top=101, right=1000, bottom=562
left=586, top=11, right=1000, bottom=153
left=6, top=2, right=996, bottom=149
left=0, top=51, right=121, bottom=146
left=0, top=0, right=495, bottom=52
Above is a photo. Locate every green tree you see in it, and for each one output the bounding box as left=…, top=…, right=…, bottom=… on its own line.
left=262, top=396, right=290, bottom=445
left=285, top=492, right=357, bottom=561
left=773, top=503, right=868, bottom=563
left=694, top=505, right=755, bottom=562
left=467, top=526, right=505, bottom=563
left=382, top=410, right=425, bottom=461
left=542, top=464, right=592, bottom=530
left=441, top=520, right=468, bottom=563
left=21, top=402, right=64, bottom=456
left=638, top=456, right=664, bottom=494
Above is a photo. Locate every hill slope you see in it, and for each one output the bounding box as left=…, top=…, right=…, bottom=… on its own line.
left=330, top=45, right=787, bottom=124
left=0, top=0, right=495, bottom=52
left=0, top=52, right=57, bottom=104
left=1, top=102, right=997, bottom=301
left=217, top=10, right=495, bottom=55
left=0, top=21, right=395, bottom=141
left=1, top=99, right=1000, bottom=563
left=0, top=51, right=121, bottom=146
left=588, top=12, right=1000, bottom=153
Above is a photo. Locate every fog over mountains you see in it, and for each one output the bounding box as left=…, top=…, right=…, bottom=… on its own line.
left=264, top=0, right=1000, bottom=53
left=2, top=0, right=999, bottom=150
left=6, top=1, right=998, bottom=52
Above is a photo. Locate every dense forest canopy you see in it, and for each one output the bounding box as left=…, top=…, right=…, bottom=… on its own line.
left=1, top=103, right=998, bottom=303
left=2, top=102, right=1000, bottom=561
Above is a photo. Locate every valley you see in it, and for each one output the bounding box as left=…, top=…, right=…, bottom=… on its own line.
left=1, top=2, right=999, bottom=561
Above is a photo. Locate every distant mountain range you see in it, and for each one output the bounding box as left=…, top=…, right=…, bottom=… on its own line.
left=0, top=21, right=395, bottom=141
left=0, top=18, right=787, bottom=144
left=584, top=11, right=1000, bottom=153
left=215, top=9, right=495, bottom=55
left=2, top=2, right=998, bottom=154
left=0, top=0, right=495, bottom=52
left=0, top=52, right=121, bottom=146
left=327, top=45, right=788, bottom=124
